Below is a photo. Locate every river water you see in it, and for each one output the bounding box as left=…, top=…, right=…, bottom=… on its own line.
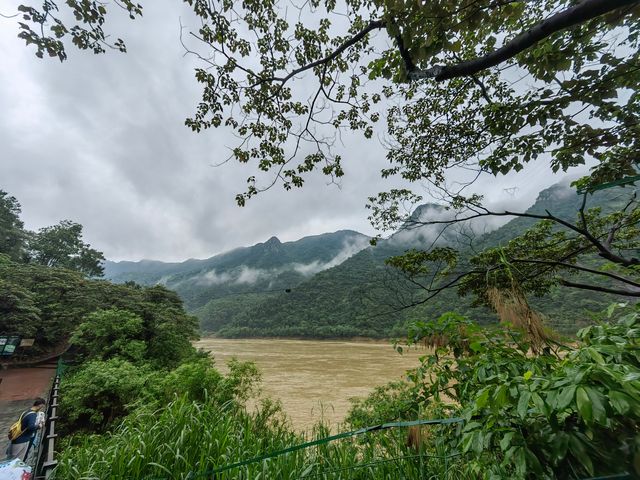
left=195, top=338, right=424, bottom=432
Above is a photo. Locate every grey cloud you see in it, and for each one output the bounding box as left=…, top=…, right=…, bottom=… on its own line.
left=0, top=1, right=592, bottom=262
left=193, top=265, right=283, bottom=287
left=194, top=236, right=370, bottom=286
left=292, top=236, right=371, bottom=275
left=388, top=206, right=454, bottom=248
left=235, top=266, right=271, bottom=285
left=196, top=269, right=235, bottom=286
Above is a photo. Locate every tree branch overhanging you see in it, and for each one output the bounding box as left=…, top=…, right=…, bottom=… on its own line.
left=559, top=278, right=640, bottom=296
left=257, top=19, right=386, bottom=87
left=510, top=258, right=640, bottom=289
left=407, top=0, right=640, bottom=81
left=403, top=204, right=640, bottom=268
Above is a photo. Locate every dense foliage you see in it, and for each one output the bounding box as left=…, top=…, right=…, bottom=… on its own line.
left=348, top=307, right=640, bottom=478
left=60, top=358, right=160, bottom=433
left=0, top=255, right=199, bottom=359
left=29, top=220, right=105, bottom=277
left=53, top=394, right=473, bottom=480
left=69, top=303, right=197, bottom=369
left=54, top=397, right=297, bottom=479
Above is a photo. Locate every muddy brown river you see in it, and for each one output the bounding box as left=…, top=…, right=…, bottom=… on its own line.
left=195, top=338, right=425, bottom=432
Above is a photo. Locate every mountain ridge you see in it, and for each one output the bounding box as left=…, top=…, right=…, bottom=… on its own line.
left=106, top=182, right=628, bottom=338
left=104, top=229, right=368, bottom=280
left=104, top=229, right=371, bottom=310
left=195, top=182, right=627, bottom=337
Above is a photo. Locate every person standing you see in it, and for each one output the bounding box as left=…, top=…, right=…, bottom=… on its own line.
left=6, top=397, right=46, bottom=462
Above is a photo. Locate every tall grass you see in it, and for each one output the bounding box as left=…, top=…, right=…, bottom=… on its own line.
left=53, top=397, right=467, bottom=479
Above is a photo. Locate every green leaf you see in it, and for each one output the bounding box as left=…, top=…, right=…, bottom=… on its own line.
left=494, top=384, right=508, bottom=408
left=476, top=388, right=490, bottom=409
left=472, top=431, right=484, bottom=453
left=461, top=432, right=475, bottom=453
left=517, top=391, right=531, bottom=418
left=586, top=347, right=605, bottom=365
left=569, top=435, right=594, bottom=475
left=500, top=431, right=515, bottom=451
left=514, top=447, right=527, bottom=476
left=524, top=447, right=544, bottom=475
left=462, top=421, right=482, bottom=432
left=550, top=432, right=569, bottom=464
left=576, top=387, right=592, bottom=423
left=556, top=385, right=577, bottom=410
left=609, top=390, right=632, bottom=415
left=523, top=370, right=533, bottom=381
left=532, top=392, right=547, bottom=416
left=585, top=387, right=607, bottom=424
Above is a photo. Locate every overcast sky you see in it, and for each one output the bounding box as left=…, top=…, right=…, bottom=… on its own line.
left=0, top=1, right=590, bottom=262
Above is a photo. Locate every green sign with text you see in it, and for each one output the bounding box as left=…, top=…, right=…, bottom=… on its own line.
left=0, top=336, right=21, bottom=356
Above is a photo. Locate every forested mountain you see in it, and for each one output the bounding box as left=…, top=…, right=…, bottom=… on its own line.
left=196, top=183, right=628, bottom=337
left=103, top=182, right=630, bottom=338
left=104, top=230, right=371, bottom=310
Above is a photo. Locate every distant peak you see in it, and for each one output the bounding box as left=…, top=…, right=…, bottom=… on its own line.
left=265, top=236, right=281, bottom=245
left=409, top=203, right=446, bottom=222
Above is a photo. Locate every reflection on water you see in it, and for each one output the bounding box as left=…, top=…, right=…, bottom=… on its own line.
left=194, top=338, right=424, bottom=431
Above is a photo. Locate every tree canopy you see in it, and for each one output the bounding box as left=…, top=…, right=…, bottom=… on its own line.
left=0, top=190, right=27, bottom=261
left=0, top=191, right=106, bottom=277
left=29, top=219, right=105, bottom=276
left=9, top=0, right=640, bottom=311
left=12, top=0, right=639, bottom=197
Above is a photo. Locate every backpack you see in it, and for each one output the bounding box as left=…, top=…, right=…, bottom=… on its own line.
left=7, top=411, right=33, bottom=441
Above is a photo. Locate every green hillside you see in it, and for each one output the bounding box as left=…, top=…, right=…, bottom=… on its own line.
left=105, top=182, right=631, bottom=338
left=199, top=183, right=629, bottom=337
left=105, top=230, right=371, bottom=310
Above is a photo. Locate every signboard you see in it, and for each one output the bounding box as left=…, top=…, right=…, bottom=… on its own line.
left=0, top=336, right=21, bottom=356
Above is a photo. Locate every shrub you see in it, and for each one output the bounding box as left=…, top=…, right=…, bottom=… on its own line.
left=401, top=308, right=640, bottom=478
left=69, top=308, right=147, bottom=364
left=59, top=358, right=160, bottom=434
left=160, top=357, right=260, bottom=406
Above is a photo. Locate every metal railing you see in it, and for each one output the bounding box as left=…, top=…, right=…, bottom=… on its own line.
left=34, top=373, right=61, bottom=479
